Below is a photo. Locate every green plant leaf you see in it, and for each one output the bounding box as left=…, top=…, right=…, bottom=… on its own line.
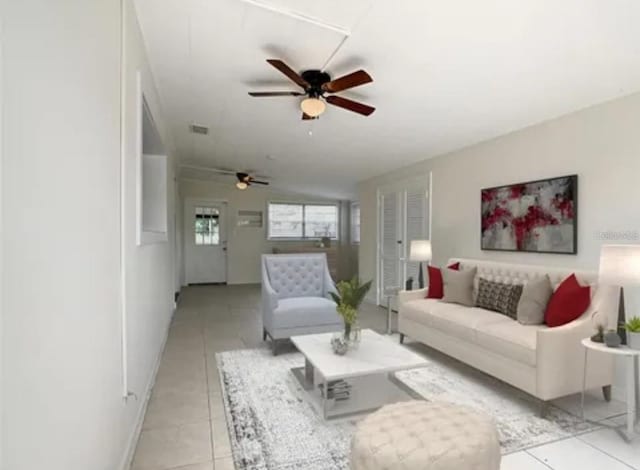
left=625, top=316, right=640, bottom=333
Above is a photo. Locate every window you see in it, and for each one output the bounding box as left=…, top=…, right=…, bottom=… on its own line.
left=351, top=202, right=360, bottom=244
left=194, top=207, right=220, bottom=245
left=268, top=202, right=338, bottom=240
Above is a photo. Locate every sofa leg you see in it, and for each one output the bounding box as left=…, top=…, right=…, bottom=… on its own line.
left=399, top=333, right=405, bottom=345
left=538, top=401, right=549, bottom=418
left=602, top=385, right=612, bottom=402
left=263, top=328, right=268, bottom=341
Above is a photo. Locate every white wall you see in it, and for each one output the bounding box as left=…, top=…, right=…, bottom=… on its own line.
left=0, top=12, right=4, bottom=465
left=120, top=0, right=178, bottom=467
left=359, top=92, right=640, bottom=292
left=180, top=178, right=357, bottom=284
left=1, top=1, right=177, bottom=469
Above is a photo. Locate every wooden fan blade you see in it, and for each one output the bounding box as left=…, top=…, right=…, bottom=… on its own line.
left=266, top=59, right=310, bottom=89
left=248, top=91, right=304, bottom=97
left=301, top=113, right=315, bottom=120
left=321, top=70, right=372, bottom=93
left=250, top=180, right=269, bottom=185
left=325, top=95, right=375, bottom=116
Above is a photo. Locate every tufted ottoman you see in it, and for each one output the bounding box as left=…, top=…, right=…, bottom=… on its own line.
left=350, top=400, right=501, bottom=470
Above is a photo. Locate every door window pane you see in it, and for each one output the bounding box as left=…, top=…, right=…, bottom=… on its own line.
left=195, top=207, right=220, bottom=245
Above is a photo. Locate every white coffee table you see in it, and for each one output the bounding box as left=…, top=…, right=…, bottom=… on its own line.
left=291, top=329, right=428, bottom=419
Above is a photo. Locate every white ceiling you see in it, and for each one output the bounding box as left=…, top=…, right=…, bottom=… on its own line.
left=134, top=0, right=640, bottom=199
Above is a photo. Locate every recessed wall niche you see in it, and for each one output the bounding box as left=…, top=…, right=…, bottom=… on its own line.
left=137, top=73, right=168, bottom=245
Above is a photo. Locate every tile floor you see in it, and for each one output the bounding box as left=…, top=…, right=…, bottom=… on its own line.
left=131, top=284, right=640, bottom=470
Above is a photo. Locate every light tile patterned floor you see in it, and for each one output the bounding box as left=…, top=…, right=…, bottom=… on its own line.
left=131, top=284, right=640, bottom=470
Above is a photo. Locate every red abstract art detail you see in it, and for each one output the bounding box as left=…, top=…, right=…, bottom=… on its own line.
left=481, top=176, right=577, bottom=254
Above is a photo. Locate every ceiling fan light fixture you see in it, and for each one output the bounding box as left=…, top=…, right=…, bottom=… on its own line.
left=300, top=97, right=325, bottom=117
left=235, top=181, right=248, bottom=190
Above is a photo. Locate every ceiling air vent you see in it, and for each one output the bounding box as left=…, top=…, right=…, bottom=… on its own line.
left=189, top=124, right=209, bottom=135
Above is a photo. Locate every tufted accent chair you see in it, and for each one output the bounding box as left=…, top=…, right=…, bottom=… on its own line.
left=262, top=254, right=342, bottom=354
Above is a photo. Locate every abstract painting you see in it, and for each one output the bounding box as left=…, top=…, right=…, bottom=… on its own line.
left=481, top=175, right=577, bottom=254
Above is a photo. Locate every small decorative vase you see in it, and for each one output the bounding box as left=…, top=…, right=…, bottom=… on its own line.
left=343, top=322, right=352, bottom=341
left=343, top=322, right=361, bottom=346
left=604, top=330, right=622, bottom=348
left=627, top=332, right=640, bottom=350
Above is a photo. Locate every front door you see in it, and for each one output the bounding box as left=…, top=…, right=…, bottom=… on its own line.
left=184, top=200, right=227, bottom=284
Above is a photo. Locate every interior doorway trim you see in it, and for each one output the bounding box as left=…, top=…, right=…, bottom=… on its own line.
left=183, top=197, right=229, bottom=285
left=375, top=174, right=431, bottom=306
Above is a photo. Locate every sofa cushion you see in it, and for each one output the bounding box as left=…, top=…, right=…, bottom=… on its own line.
left=428, top=305, right=509, bottom=341
left=426, top=263, right=460, bottom=299
left=544, top=273, right=591, bottom=327
left=402, top=298, right=442, bottom=325
left=273, top=297, right=340, bottom=329
left=475, top=278, right=523, bottom=319
left=442, top=267, right=477, bottom=306
left=474, top=320, right=546, bottom=366
left=517, top=275, right=553, bottom=325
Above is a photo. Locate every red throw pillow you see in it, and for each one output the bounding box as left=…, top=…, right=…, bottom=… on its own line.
left=426, top=263, right=461, bottom=299
left=544, top=273, right=591, bottom=327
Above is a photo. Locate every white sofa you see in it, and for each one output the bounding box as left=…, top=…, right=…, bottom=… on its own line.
left=398, top=258, right=619, bottom=404
left=262, top=253, right=343, bottom=354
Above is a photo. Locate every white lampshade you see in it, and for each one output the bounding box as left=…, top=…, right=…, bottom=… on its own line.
left=409, top=240, right=432, bottom=262
left=599, top=244, right=640, bottom=286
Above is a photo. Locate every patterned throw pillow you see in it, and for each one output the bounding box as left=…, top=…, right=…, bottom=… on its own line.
left=475, top=278, right=523, bottom=319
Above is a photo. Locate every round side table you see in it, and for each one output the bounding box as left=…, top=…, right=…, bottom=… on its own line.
left=581, top=337, right=640, bottom=441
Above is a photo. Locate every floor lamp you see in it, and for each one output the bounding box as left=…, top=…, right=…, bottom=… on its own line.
left=599, top=244, right=640, bottom=344
left=409, top=240, right=432, bottom=289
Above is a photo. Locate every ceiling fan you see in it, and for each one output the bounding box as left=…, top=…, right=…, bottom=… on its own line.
left=248, top=59, right=375, bottom=120
left=181, top=165, right=269, bottom=190
left=235, top=172, right=269, bottom=190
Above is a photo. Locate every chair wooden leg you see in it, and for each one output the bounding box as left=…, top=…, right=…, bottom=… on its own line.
left=602, top=385, right=612, bottom=402
left=400, top=333, right=405, bottom=344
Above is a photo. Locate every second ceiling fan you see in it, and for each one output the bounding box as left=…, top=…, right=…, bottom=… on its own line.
left=249, top=59, right=375, bottom=120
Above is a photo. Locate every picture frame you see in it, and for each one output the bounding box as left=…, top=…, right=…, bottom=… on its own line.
left=480, top=175, right=578, bottom=254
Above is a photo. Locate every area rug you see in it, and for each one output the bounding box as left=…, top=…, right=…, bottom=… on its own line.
left=216, top=347, right=599, bottom=470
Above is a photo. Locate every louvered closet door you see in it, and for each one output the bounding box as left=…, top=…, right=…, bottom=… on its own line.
left=380, top=191, right=400, bottom=308
left=403, top=187, right=429, bottom=285
left=378, top=180, right=429, bottom=308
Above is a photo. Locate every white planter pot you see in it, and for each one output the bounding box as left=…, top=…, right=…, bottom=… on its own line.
left=628, top=332, right=640, bottom=350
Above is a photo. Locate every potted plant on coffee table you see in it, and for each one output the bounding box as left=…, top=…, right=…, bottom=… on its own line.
left=330, top=276, right=372, bottom=343
left=624, top=316, right=640, bottom=350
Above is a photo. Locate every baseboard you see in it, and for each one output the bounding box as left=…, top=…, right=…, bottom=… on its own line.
left=118, top=305, right=175, bottom=470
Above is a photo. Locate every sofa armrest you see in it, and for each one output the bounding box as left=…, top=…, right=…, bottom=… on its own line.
left=536, top=312, right=613, bottom=400
left=398, top=288, right=427, bottom=308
